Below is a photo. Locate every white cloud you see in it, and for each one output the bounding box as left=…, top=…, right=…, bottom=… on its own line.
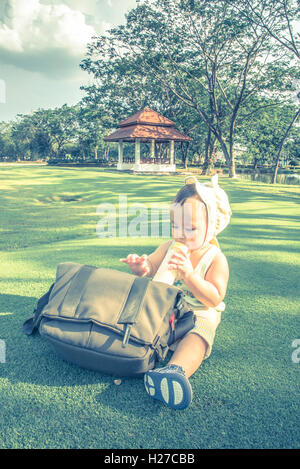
left=0, top=0, right=96, bottom=77
left=0, top=0, right=140, bottom=121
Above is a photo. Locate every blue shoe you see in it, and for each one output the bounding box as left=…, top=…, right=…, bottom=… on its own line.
left=144, top=364, right=193, bottom=410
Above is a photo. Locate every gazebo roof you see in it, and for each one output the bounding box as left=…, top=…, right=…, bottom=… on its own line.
left=104, top=124, right=193, bottom=142
left=104, top=107, right=193, bottom=142
left=118, top=108, right=175, bottom=128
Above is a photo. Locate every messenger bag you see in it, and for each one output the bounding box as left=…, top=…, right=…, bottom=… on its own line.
left=23, top=262, right=195, bottom=376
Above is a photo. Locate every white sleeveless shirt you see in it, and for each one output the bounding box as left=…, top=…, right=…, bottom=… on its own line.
left=167, top=240, right=226, bottom=312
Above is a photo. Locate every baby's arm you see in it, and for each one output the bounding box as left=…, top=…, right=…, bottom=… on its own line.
left=146, top=240, right=172, bottom=277
left=120, top=240, right=172, bottom=277
left=183, top=252, right=229, bottom=308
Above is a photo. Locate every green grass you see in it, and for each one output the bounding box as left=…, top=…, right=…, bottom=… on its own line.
left=0, top=166, right=299, bottom=449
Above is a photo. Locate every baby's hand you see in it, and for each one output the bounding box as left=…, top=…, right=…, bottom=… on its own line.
left=168, top=250, right=194, bottom=280
left=120, top=254, right=151, bottom=277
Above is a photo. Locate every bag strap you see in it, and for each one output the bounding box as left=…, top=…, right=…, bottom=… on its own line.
left=118, top=277, right=150, bottom=325
left=60, top=264, right=96, bottom=317
left=23, top=283, right=55, bottom=335
left=117, top=276, right=151, bottom=347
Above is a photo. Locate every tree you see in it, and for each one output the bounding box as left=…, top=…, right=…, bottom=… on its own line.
left=11, top=115, right=37, bottom=160
left=77, top=104, right=110, bottom=160
left=47, top=105, right=79, bottom=159
left=81, top=0, right=295, bottom=177
left=271, top=108, right=300, bottom=183
left=240, top=101, right=299, bottom=171
left=81, top=41, right=209, bottom=169
left=233, top=0, right=300, bottom=182
left=7, top=105, right=80, bottom=161
left=0, top=122, right=16, bottom=160
left=234, top=0, right=300, bottom=60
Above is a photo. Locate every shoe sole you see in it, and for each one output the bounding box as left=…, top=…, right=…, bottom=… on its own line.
left=144, top=370, right=193, bottom=410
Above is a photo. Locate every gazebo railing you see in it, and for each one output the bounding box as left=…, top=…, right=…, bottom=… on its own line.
left=123, top=157, right=171, bottom=164
left=143, top=158, right=171, bottom=164
left=123, top=157, right=135, bottom=163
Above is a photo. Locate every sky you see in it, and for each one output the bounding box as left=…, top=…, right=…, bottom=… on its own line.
left=0, top=0, right=138, bottom=121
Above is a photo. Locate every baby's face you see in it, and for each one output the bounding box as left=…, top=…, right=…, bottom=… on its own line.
left=170, top=196, right=208, bottom=251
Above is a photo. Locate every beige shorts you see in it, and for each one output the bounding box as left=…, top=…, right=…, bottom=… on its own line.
left=170, top=308, right=222, bottom=359
left=189, top=308, right=222, bottom=358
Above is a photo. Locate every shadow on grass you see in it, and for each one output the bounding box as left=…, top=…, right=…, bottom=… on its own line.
left=93, top=380, right=163, bottom=418
left=2, top=167, right=299, bottom=253
left=0, top=290, right=148, bottom=390
left=0, top=293, right=36, bottom=316
left=228, top=224, right=300, bottom=243
left=0, top=292, right=109, bottom=387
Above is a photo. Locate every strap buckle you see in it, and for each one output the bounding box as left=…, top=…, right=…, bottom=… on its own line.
left=122, top=324, right=132, bottom=348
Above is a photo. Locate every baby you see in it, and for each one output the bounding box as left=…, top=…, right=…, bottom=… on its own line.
left=120, top=175, right=232, bottom=410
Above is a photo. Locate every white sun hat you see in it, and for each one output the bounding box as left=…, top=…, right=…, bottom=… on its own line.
left=184, top=174, right=232, bottom=246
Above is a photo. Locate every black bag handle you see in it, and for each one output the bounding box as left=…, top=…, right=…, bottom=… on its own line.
left=23, top=283, right=55, bottom=335
left=118, top=276, right=150, bottom=325
left=117, top=276, right=151, bottom=348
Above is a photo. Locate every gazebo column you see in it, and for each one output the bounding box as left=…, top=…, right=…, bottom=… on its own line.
left=135, top=138, right=141, bottom=165
left=104, top=108, right=190, bottom=172
left=150, top=139, right=155, bottom=160
left=170, top=140, right=175, bottom=165
left=118, top=140, right=124, bottom=169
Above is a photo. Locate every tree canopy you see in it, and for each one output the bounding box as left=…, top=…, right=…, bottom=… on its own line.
left=1, top=0, right=299, bottom=182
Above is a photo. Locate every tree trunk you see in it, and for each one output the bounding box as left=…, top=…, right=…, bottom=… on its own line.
left=209, top=135, right=217, bottom=166
left=271, top=108, right=300, bottom=184
left=228, top=136, right=237, bottom=178
left=180, top=142, right=189, bottom=169
left=251, top=156, right=259, bottom=180
left=228, top=157, right=237, bottom=178
left=252, top=157, right=259, bottom=171
left=203, top=128, right=214, bottom=175
left=217, top=138, right=237, bottom=178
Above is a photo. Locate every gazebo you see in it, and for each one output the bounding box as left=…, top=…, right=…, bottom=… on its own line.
left=104, top=107, right=193, bottom=172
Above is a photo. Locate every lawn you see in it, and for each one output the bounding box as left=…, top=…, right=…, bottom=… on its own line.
left=0, top=166, right=299, bottom=449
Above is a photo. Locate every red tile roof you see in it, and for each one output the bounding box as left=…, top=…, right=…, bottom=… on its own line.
left=118, top=108, right=175, bottom=127
left=104, top=124, right=192, bottom=142
left=104, top=108, right=192, bottom=142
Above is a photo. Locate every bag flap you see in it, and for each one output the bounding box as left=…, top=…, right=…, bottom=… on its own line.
left=40, top=263, right=182, bottom=345
left=128, top=281, right=180, bottom=343
left=42, top=264, right=134, bottom=324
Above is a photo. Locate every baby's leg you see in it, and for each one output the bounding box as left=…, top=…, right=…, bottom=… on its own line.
left=144, top=334, right=207, bottom=410
left=144, top=310, right=221, bottom=409
left=170, top=307, right=222, bottom=377
left=168, top=333, right=207, bottom=378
